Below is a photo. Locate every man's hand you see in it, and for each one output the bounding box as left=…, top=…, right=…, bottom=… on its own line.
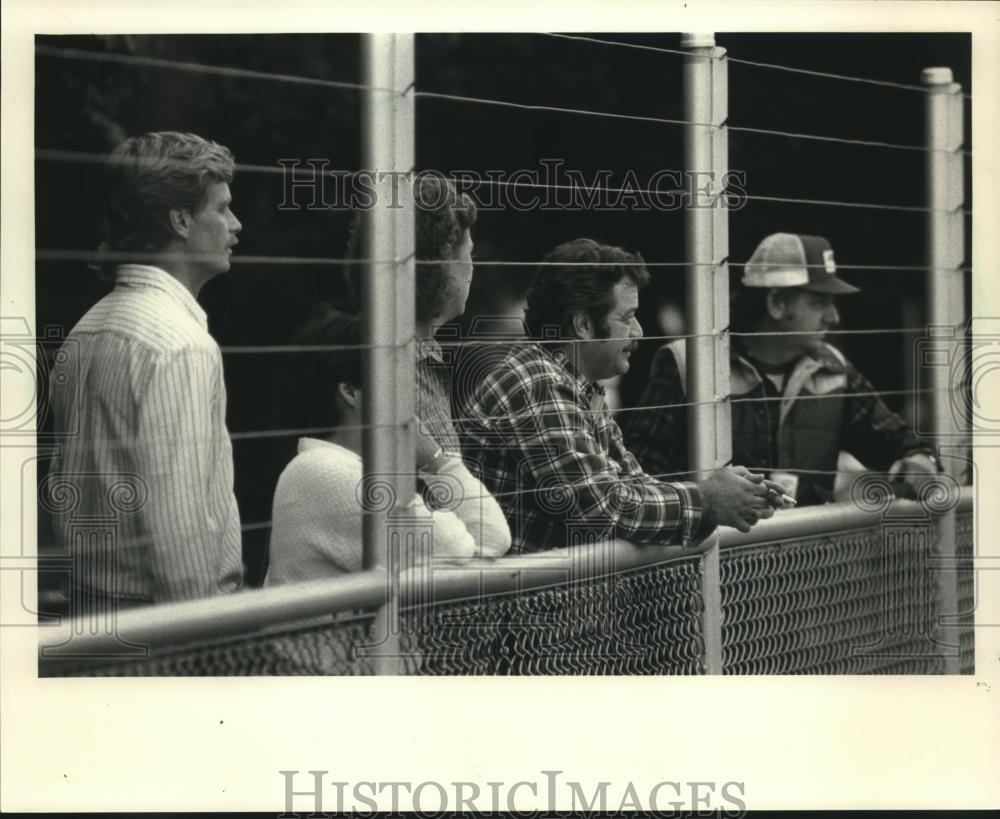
left=888, top=453, right=939, bottom=499
left=414, top=417, right=443, bottom=468
left=760, top=477, right=797, bottom=510
left=697, top=466, right=776, bottom=533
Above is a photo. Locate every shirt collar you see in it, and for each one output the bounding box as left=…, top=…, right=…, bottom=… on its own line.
left=544, top=344, right=606, bottom=399
left=298, top=437, right=361, bottom=460
left=417, top=336, right=445, bottom=364
left=115, top=264, right=208, bottom=329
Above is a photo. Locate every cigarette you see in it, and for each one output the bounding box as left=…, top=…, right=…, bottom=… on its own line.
left=781, top=494, right=797, bottom=506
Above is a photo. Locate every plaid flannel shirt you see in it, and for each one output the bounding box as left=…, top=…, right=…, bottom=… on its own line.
left=623, top=339, right=936, bottom=504
left=459, top=343, right=703, bottom=553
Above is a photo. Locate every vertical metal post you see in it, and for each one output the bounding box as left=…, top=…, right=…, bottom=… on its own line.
left=683, top=33, right=731, bottom=675
left=923, top=66, right=964, bottom=674
left=900, top=295, right=920, bottom=426
left=361, top=34, right=416, bottom=673
left=924, top=67, right=966, bottom=422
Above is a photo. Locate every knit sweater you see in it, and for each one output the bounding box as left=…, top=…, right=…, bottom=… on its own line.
left=265, top=438, right=511, bottom=586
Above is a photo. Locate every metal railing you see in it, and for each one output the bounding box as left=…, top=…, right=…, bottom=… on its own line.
left=38, top=486, right=972, bottom=676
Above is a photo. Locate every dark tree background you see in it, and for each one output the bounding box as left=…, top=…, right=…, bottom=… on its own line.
left=34, top=33, right=971, bottom=585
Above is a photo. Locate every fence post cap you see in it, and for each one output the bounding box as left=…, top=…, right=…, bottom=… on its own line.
left=921, top=67, right=954, bottom=86
left=681, top=33, right=716, bottom=49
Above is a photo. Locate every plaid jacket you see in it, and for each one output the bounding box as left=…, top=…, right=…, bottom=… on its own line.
left=623, top=339, right=935, bottom=505
left=458, top=342, right=704, bottom=553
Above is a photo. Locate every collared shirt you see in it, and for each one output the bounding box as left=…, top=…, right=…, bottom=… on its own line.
left=416, top=337, right=462, bottom=454
left=459, top=343, right=703, bottom=553
left=47, top=264, right=243, bottom=603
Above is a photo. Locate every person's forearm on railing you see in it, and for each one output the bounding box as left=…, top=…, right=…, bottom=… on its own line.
left=420, top=455, right=512, bottom=558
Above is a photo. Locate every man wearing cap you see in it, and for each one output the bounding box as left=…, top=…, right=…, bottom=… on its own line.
left=623, top=233, right=939, bottom=506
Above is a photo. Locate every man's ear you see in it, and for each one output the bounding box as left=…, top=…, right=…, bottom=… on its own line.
left=571, top=310, right=594, bottom=340
left=765, top=289, right=786, bottom=321
left=167, top=207, right=192, bottom=239
left=337, top=382, right=360, bottom=408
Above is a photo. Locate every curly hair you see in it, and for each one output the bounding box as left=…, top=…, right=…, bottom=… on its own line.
left=104, top=131, right=235, bottom=255
left=343, top=173, right=477, bottom=323
left=523, top=238, right=650, bottom=339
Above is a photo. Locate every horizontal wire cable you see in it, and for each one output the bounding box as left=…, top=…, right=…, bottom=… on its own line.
left=441, top=175, right=976, bottom=212
left=645, top=387, right=937, bottom=416
left=449, top=387, right=945, bottom=425
left=35, top=249, right=972, bottom=273
left=123, top=325, right=961, bottom=362
left=242, top=465, right=703, bottom=529
left=36, top=249, right=385, bottom=266
left=36, top=148, right=355, bottom=178
left=728, top=388, right=936, bottom=407
left=730, top=327, right=939, bottom=338
left=440, top=326, right=955, bottom=350
left=220, top=340, right=414, bottom=354
left=743, top=192, right=971, bottom=215
left=457, top=471, right=701, bottom=503
left=418, top=87, right=966, bottom=157
left=229, top=422, right=408, bottom=441
left=241, top=521, right=274, bottom=533
left=438, top=174, right=970, bottom=216
left=36, top=249, right=689, bottom=268
left=221, top=255, right=382, bottom=266
left=218, top=326, right=967, bottom=359
left=415, top=88, right=696, bottom=128
left=237, top=454, right=957, bottom=514
left=542, top=32, right=973, bottom=102
left=542, top=32, right=689, bottom=58
left=440, top=459, right=946, bottom=504
left=87, top=385, right=950, bottom=442
left=34, top=44, right=387, bottom=95
left=726, top=53, right=973, bottom=102
left=48, top=422, right=417, bottom=446
left=464, top=175, right=691, bottom=201
left=729, top=122, right=972, bottom=159
left=731, top=466, right=928, bottom=477
left=728, top=122, right=943, bottom=155
left=66, top=385, right=955, bottom=444
left=797, top=263, right=971, bottom=272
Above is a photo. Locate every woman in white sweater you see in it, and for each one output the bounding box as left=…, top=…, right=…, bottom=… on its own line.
left=265, top=308, right=511, bottom=586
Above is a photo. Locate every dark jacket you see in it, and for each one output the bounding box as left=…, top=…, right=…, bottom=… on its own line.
left=622, top=339, right=935, bottom=505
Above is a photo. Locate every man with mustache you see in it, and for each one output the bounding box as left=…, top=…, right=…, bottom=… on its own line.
left=625, top=232, right=939, bottom=506
left=48, top=131, right=245, bottom=608
left=459, top=238, right=785, bottom=554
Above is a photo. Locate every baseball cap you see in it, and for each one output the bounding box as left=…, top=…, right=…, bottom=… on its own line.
left=742, top=233, right=860, bottom=294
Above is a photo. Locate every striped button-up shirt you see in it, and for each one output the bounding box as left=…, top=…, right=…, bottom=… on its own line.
left=459, top=343, right=704, bottom=553
left=47, top=265, right=243, bottom=603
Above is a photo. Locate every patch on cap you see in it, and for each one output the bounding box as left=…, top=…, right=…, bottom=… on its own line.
left=823, top=248, right=836, bottom=274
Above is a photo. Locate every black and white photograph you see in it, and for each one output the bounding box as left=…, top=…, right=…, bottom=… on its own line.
left=2, top=0, right=999, bottom=813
